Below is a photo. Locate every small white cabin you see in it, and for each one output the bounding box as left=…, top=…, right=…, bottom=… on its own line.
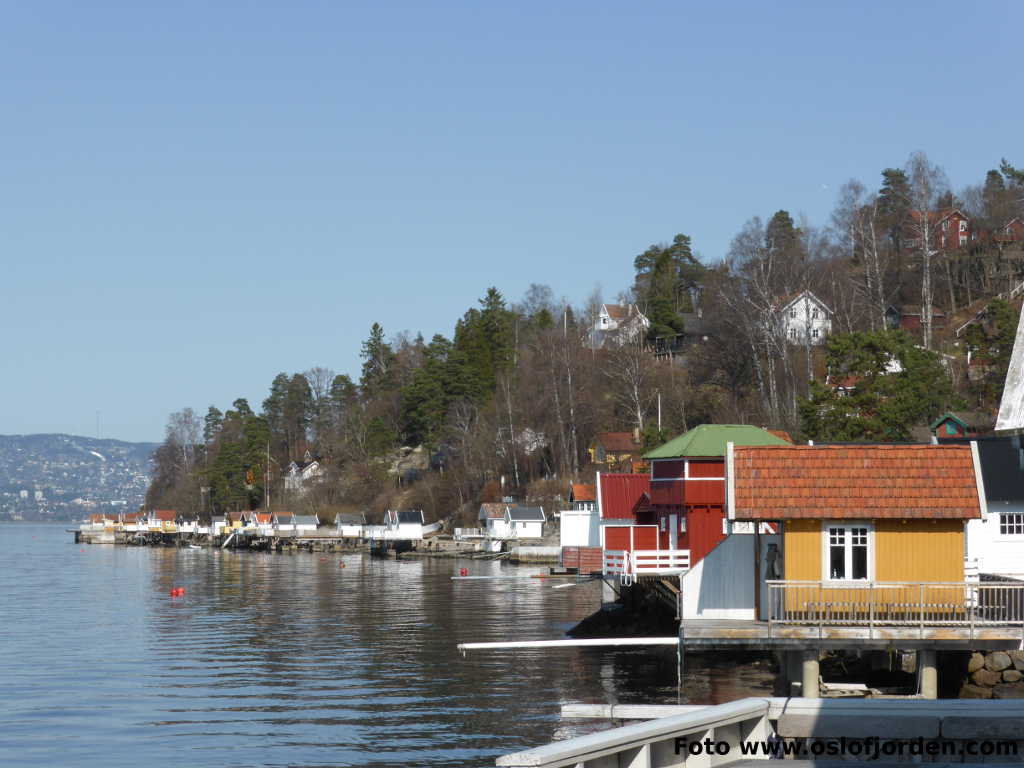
left=478, top=503, right=513, bottom=538
left=273, top=512, right=296, bottom=532
left=384, top=509, right=425, bottom=539
left=292, top=514, right=319, bottom=532
left=506, top=507, right=545, bottom=539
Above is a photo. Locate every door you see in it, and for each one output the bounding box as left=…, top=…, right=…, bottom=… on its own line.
left=669, top=514, right=678, bottom=550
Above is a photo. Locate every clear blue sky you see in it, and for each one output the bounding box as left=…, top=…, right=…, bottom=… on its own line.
left=2, top=1, right=1020, bottom=443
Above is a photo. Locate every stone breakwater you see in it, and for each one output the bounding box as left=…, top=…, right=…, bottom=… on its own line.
left=960, top=650, right=1024, bottom=699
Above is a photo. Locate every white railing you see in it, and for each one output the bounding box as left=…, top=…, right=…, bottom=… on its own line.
left=767, top=580, right=1024, bottom=639
left=530, top=697, right=1024, bottom=767
left=603, top=549, right=630, bottom=575
left=496, top=697, right=773, bottom=767
left=633, top=549, right=690, bottom=574
left=603, top=549, right=690, bottom=578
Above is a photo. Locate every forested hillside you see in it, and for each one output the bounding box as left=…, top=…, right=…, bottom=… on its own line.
left=146, top=153, right=1024, bottom=525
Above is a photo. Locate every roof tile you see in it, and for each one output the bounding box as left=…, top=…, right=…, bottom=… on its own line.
left=732, top=444, right=981, bottom=520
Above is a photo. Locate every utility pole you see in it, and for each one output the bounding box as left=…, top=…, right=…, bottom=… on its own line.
left=265, top=442, right=271, bottom=512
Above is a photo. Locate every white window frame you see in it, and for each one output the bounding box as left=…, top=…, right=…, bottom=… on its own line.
left=960, top=220, right=968, bottom=233
left=999, top=512, right=1024, bottom=537
left=821, top=521, right=874, bottom=582
left=960, top=235, right=967, bottom=246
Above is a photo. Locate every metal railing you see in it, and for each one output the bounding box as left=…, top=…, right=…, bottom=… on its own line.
left=767, top=580, right=1024, bottom=638
left=604, top=549, right=691, bottom=579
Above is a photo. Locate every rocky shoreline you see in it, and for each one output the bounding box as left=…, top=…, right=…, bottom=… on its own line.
left=960, top=650, right=1024, bottom=699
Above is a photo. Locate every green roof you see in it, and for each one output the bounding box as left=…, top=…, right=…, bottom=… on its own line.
left=643, top=424, right=790, bottom=459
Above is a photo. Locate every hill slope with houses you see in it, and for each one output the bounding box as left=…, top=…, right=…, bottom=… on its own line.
left=0, top=434, right=156, bottom=521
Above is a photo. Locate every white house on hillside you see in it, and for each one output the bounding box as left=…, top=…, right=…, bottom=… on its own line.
left=777, top=290, right=832, bottom=345
left=592, top=303, right=650, bottom=348
left=284, top=453, right=325, bottom=495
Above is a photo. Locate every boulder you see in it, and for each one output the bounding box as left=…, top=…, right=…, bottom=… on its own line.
left=986, top=651, right=1013, bottom=672
left=972, top=668, right=1003, bottom=687
left=1010, top=650, right=1024, bottom=671
left=959, top=683, right=994, bottom=699
left=967, top=652, right=986, bottom=673
left=993, top=683, right=1024, bottom=699
left=1005, top=669, right=1023, bottom=683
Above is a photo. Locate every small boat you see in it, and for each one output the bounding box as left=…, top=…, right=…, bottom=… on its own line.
left=188, top=544, right=202, bottom=550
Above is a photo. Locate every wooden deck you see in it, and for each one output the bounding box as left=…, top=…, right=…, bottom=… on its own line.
left=680, top=618, right=1024, bottom=650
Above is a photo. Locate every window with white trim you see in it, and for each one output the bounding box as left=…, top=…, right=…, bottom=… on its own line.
left=960, top=235, right=967, bottom=246
left=960, top=220, right=968, bottom=233
left=1000, top=512, right=1024, bottom=536
left=827, top=525, right=871, bottom=580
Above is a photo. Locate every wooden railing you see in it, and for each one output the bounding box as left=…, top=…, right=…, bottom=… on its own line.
left=604, top=549, right=691, bottom=579
left=767, top=580, right=1024, bottom=639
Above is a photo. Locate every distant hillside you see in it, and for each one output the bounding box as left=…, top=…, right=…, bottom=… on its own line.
left=0, top=434, right=157, bottom=521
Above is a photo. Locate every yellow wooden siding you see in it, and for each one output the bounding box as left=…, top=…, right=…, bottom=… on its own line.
left=783, top=520, right=821, bottom=581
left=780, top=518, right=965, bottom=617
left=875, top=519, right=963, bottom=582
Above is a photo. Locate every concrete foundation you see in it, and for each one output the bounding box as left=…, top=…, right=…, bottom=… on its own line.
left=802, top=649, right=820, bottom=699
left=919, top=648, right=938, bottom=699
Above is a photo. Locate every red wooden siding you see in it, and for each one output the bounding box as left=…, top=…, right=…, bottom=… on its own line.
left=604, top=525, right=658, bottom=551
left=686, top=505, right=726, bottom=563
left=688, top=459, right=724, bottom=478
left=561, top=546, right=603, bottom=574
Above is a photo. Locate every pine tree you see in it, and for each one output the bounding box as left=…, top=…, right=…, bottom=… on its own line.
left=360, top=323, right=395, bottom=394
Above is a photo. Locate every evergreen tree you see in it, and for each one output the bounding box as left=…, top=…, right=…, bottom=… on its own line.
left=284, top=373, right=313, bottom=459
left=878, top=168, right=911, bottom=254
left=765, top=210, right=799, bottom=256
left=400, top=334, right=453, bottom=445
left=262, top=373, right=290, bottom=455
left=800, top=329, right=959, bottom=441
left=360, top=323, right=395, bottom=394
left=203, top=406, right=223, bottom=445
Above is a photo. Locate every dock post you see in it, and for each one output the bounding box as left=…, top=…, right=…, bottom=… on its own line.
left=918, top=649, right=938, bottom=699
left=676, top=616, right=685, bottom=703
left=802, top=649, right=820, bottom=699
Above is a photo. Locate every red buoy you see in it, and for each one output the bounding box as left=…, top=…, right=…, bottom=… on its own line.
left=459, top=568, right=468, bottom=577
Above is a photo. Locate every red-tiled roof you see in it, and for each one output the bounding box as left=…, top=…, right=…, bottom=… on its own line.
left=596, top=432, right=641, bottom=453
left=253, top=512, right=272, bottom=524
left=598, top=473, right=651, bottom=519
left=153, top=509, right=176, bottom=521
left=570, top=483, right=596, bottom=502
left=732, top=444, right=981, bottom=520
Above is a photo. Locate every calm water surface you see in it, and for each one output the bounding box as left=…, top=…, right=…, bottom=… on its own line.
left=0, top=523, right=771, bottom=767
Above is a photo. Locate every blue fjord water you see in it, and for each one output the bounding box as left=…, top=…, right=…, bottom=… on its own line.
left=0, top=523, right=770, bottom=767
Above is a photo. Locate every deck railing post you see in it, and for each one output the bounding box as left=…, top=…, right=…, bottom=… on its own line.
left=919, top=583, right=925, bottom=638
left=869, top=582, right=875, bottom=639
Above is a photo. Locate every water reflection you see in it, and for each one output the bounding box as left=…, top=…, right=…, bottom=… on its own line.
left=1, top=525, right=772, bottom=768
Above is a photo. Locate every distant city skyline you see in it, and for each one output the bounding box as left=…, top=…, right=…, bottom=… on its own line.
left=2, top=1, right=1021, bottom=442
